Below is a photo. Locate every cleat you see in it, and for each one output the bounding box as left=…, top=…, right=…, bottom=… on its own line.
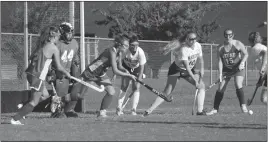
left=196, top=110, right=207, bottom=116
left=65, top=110, right=78, bottom=118
left=116, top=107, right=124, bottom=116
left=206, top=109, right=218, bottom=116
left=241, top=104, right=248, bottom=113
left=10, top=118, right=24, bottom=125
left=142, top=111, right=150, bottom=117
left=97, top=110, right=107, bottom=118
left=131, top=108, right=137, bottom=116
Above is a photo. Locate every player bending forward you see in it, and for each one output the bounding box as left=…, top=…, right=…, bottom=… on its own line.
left=11, top=26, right=71, bottom=125
left=248, top=32, right=267, bottom=105
left=143, top=32, right=207, bottom=116
left=206, top=29, right=249, bottom=115
left=116, top=35, right=147, bottom=116
left=69, top=34, right=136, bottom=118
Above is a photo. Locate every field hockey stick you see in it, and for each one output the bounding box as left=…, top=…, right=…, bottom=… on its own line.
left=247, top=75, right=264, bottom=106
left=121, top=83, right=132, bottom=109
left=192, top=89, right=199, bottom=115
left=205, top=69, right=239, bottom=91
left=44, top=82, right=59, bottom=109
left=135, top=79, right=172, bottom=102
left=69, top=76, right=105, bottom=92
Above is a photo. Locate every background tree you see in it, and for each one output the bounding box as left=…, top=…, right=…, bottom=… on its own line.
left=93, top=2, right=229, bottom=78
left=2, top=2, right=69, bottom=80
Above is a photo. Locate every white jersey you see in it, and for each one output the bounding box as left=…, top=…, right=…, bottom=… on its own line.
left=123, top=46, right=147, bottom=69
left=251, top=43, right=267, bottom=70
left=174, top=42, right=202, bottom=70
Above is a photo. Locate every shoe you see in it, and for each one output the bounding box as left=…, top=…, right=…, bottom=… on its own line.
left=142, top=111, right=150, bottom=117
left=241, top=104, right=248, bottom=113
left=131, top=108, right=137, bottom=116
left=116, top=107, right=124, bottom=116
left=206, top=109, right=218, bottom=116
left=65, top=110, right=78, bottom=118
left=97, top=109, right=107, bottom=118
left=196, top=110, right=207, bottom=116
left=11, top=118, right=24, bottom=125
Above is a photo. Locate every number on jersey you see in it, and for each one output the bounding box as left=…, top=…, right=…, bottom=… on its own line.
left=61, top=50, right=74, bottom=63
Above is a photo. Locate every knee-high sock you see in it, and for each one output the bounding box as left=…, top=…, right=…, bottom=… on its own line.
left=117, top=90, right=126, bottom=108
left=197, top=89, right=205, bottom=113
left=100, top=94, right=113, bottom=110
left=236, top=88, right=245, bottom=106
left=214, top=91, right=224, bottom=110
left=146, top=96, right=164, bottom=113
left=13, top=103, right=34, bottom=121
left=132, top=91, right=140, bottom=111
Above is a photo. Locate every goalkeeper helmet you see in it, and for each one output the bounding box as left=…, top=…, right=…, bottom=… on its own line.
left=59, top=22, right=74, bottom=42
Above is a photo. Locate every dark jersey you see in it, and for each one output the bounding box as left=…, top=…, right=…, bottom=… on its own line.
left=219, top=44, right=241, bottom=70
left=25, top=48, right=52, bottom=81
left=55, top=39, right=79, bottom=72
left=86, top=47, right=119, bottom=77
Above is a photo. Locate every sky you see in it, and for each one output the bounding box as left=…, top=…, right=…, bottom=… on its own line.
left=1, top=1, right=267, bottom=44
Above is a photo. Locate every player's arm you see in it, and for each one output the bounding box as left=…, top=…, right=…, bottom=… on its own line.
left=217, top=45, right=223, bottom=77
left=52, top=46, right=71, bottom=78
left=259, top=47, right=267, bottom=74
left=138, top=50, right=147, bottom=80
left=110, top=48, right=133, bottom=78
left=197, top=44, right=204, bottom=78
left=237, top=40, right=248, bottom=65
left=117, top=52, right=128, bottom=73
left=72, top=44, right=80, bottom=67
left=181, top=48, right=196, bottom=82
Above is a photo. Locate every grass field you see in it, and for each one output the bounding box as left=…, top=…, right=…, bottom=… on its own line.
left=1, top=72, right=267, bottom=141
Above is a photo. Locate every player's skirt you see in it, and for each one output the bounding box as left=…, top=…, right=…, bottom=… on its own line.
left=81, top=68, right=112, bottom=86
left=26, top=72, right=45, bottom=92
left=122, top=62, right=140, bottom=77
left=167, top=62, right=197, bottom=78
left=222, top=67, right=245, bottom=77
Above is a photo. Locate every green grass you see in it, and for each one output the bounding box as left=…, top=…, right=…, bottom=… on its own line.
left=1, top=72, right=267, bottom=141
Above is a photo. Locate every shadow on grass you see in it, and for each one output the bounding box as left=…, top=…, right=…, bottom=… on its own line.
left=118, top=120, right=267, bottom=130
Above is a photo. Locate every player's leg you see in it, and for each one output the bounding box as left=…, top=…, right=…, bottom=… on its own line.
left=183, top=73, right=206, bottom=115
left=260, top=74, right=267, bottom=105
left=96, top=75, right=115, bottom=118
left=144, top=76, right=178, bottom=115
left=130, top=79, right=141, bottom=115
left=50, top=78, right=70, bottom=118
left=144, top=62, right=180, bottom=116
left=206, top=76, right=231, bottom=115
left=64, top=79, right=88, bottom=116
left=116, top=76, right=131, bottom=115
left=11, top=83, right=48, bottom=125
left=234, top=70, right=248, bottom=113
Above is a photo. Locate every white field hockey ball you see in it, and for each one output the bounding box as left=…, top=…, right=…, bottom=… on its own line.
left=248, top=110, right=253, bottom=115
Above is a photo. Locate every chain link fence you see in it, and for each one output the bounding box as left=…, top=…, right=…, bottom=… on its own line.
left=1, top=33, right=259, bottom=91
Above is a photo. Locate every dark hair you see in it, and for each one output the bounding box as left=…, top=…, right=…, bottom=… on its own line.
left=129, top=35, right=139, bottom=43
left=248, top=32, right=262, bottom=44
